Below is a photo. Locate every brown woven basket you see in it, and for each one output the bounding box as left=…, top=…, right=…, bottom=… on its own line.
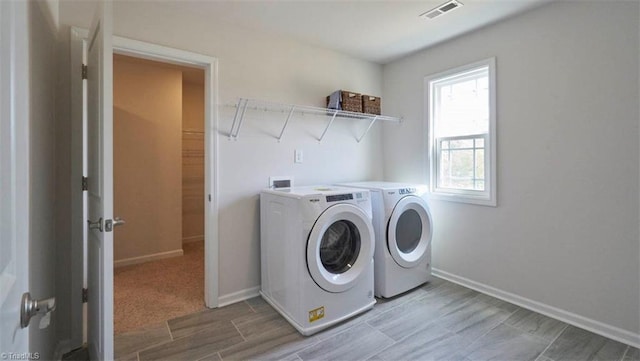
left=341, top=91, right=362, bottom=112
left=362, top=95, right=381, bottom=115
left=326, top=90, right=363, bottom=113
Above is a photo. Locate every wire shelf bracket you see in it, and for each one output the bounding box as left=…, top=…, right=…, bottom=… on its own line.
left=318, top=110, right=339, bottom=142
left=229, top=98, right=249, bottom=140
left=357, top=115, right=379, bottom=143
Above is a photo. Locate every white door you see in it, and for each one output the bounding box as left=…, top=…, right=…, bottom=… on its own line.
left=0, top=0, right=30, bottom=356
left=86, top=1, right=114, bottom=359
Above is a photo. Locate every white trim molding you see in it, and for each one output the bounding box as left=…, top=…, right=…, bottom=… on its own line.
left=433, top=268, right=640, bottom=349
left=218, top=286, right=261, bottom=308
left=69, top=26, right=88, bottom=350
left=183, top=235, right=204, bottom=244
left=114, top=249, right=184, bottom=268
left=424, top=57, right=497, bottom=207
left=113, top=34, right=220, bottom=309
left=69, top=29, right=220, bottom=309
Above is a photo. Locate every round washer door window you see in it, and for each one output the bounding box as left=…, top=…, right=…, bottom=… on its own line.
left=307, top=204, right=374, bottom=293
left=387, top=195, right=432, bottom=268
left=320, top=220, right=361, bottom=274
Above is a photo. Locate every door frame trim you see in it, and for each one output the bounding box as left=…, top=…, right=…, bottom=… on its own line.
left=69, top=28, right=220, bottom=347
left=69, top=26, right=87, bottom=349
left=111, top=35, right=220, bottom=309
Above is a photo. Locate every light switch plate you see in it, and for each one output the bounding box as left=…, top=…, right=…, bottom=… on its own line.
left=294, top=149, right=303, bottom=163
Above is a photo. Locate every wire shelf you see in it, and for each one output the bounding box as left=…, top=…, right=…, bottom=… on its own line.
left=226, top=98, right=402, bottom=143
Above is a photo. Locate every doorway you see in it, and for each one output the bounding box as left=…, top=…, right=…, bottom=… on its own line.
left=111, top=54, right=206, bottom=334
left=68, top=29, right=219, bottom=355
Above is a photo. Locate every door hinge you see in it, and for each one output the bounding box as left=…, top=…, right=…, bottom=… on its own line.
left=82, top=176, right=88, bottom=191
left=81, top=64, right=88, bottom=80
left=82, top=288, right=88, bottom=303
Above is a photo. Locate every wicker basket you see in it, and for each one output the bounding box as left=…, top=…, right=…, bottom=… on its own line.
left=326, top=90, right=363, bottom=113
left=362, top=95, right=381, bottom=115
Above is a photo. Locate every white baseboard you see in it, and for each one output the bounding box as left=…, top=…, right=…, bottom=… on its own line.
left=53, top=339, right=72, bottom=361
left=183, top=235, right=204, bottom=244
left=433, top=268, right=640, bottom=349
left=218, top=286, right=260, bottom=308
left=114, top=249, right=184, bottom=268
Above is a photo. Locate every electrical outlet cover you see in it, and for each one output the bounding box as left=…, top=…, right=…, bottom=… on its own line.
left=269, top=176, right=293, bottom=188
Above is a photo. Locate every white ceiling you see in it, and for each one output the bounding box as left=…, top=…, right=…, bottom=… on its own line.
left=164, top=0, right=554, bottom=64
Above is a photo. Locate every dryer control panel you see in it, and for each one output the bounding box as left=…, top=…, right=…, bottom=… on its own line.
left=398, top=188, right=416, bottom=195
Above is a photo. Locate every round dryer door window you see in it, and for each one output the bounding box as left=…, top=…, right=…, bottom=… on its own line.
left=307, top=204, right=374, bottom=293
left=387, top=195, right=433, bottom=268
left=395, top=209, right=423, bottom=253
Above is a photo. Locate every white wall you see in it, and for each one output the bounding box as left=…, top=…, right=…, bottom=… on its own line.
left=113, top=55, right=184, bottom=263
left=57, top=0, right=383, bottom=316
left=28, top=0, right=59, bottom=357
left=382, top=0, right=639, bottom=342
left=182, top=79, right=205, bottom=243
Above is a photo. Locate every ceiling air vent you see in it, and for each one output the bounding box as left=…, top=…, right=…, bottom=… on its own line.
left=420, top=0, right=464, bottom=20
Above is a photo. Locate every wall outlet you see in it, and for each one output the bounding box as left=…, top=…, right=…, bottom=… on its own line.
left=294, top=149, right=303, bottom=163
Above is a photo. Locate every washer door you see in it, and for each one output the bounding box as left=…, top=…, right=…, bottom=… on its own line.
left=387, top=195, right=432, bottom=268
left=307, top=203, right=374, bottom=293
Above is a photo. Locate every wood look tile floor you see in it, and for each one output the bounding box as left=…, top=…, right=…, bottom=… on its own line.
left=111, top=277, right=638, bottom=361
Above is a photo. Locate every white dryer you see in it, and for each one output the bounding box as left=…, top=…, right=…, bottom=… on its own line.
left=337, top=182, right=433, bottom=298
left=260, top=186, right=376, bottom=336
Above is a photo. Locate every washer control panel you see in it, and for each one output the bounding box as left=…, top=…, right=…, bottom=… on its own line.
left=326, top=193, right=353, bottom=202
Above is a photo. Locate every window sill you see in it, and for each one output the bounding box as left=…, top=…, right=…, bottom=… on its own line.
left=427, top=191, right=497, bottom=207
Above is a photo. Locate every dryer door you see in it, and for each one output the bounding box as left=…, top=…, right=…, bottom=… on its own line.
left=307, top=203, right=375, bottom=293
left=387, top=195, right=432, bottom=268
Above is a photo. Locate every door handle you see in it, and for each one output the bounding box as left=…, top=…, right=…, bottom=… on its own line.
left=105, top=217, right=125, bottom=232
left=88, top=217, right=103, bottom=232
left=21, top=292, right=56, bottom=328
left=113, top=217, right=125, bottom=227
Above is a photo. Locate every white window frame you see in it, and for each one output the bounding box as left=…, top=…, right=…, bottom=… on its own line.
left=424, top=58, right=497, bottom=206
left=436, top=133, right=488, bottom=194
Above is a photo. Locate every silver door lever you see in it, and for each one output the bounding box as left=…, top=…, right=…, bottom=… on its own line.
left=105, top=217, right=126, bottom=232
left=21, top=292, right=56, bottom=328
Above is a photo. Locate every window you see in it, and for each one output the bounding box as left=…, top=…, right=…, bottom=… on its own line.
left=425, top=58, right=496, bottom=206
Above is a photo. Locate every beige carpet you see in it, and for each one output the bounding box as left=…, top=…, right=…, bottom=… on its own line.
left=114, top=241, right=205, bottom=334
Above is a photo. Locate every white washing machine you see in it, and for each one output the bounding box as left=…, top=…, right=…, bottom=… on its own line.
left=260, top=186, right=376, bottom=336
left=337, top=182, right=433, bottom=298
